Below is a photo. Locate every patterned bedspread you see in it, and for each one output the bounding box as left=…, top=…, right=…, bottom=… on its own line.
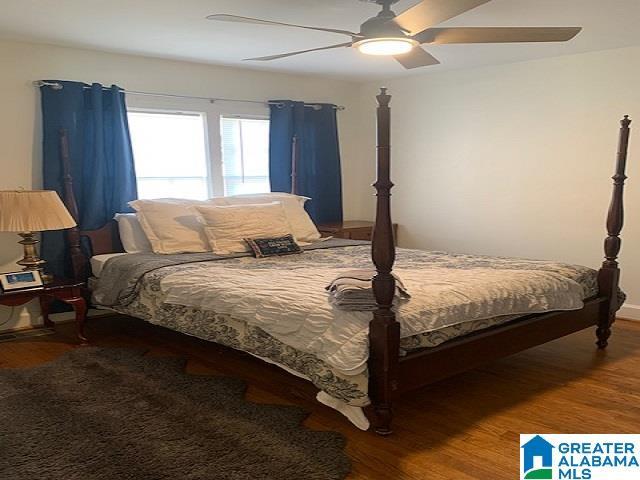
left=93, top=240, right=599, bottom=406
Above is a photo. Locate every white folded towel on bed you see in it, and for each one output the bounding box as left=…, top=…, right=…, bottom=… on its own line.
left=326, top=269, right=410, bottom=311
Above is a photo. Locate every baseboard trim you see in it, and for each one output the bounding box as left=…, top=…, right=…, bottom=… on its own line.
left=619, top=304, right=640, bottom=321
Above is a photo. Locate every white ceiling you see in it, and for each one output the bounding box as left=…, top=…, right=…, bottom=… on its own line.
left=1, top=0, right=640, bottom=81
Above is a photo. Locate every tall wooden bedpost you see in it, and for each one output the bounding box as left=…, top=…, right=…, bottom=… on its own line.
left=369, top=88, right=401, bottom=435
left=290, top=134, right=299, bottom=195
left=597, top=115, right=632, bottom=349
left=59, top=129, right=84, bottom=281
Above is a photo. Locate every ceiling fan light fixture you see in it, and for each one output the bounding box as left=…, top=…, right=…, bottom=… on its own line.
left=355, top=37, right=417, bottom=56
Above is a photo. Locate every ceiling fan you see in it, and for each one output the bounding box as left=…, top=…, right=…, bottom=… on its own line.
left=206, top=0, right=582, bottom=69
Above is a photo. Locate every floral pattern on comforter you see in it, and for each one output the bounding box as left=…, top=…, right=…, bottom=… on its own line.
left=157, top=246, right=599, bottom=373
left=94, top=241, right=602, bottom=405
left=115, top=269, right=371, bottom=405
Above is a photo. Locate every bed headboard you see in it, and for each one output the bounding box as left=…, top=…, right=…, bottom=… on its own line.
left=59, top=129, right=124, bottom=281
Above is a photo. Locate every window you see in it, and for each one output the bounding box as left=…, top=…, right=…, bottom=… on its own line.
left=127, top=103, right=271, bottom=200
left=220, top=117, right=270, bottom=196
left=128, top=110, right=210, bottom=200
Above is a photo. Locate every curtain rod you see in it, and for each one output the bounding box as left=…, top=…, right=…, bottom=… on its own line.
left=33, top=80, right=345, bottom=111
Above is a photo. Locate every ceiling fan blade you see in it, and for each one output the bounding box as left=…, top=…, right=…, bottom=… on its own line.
left=394, top=47, right=440, bottom=69
left=206, top=14, right=359, bottom=37
left=244, top=42, right=352, bottom=61
left=393, top=0, right=491, bottom=35
left=416, top=26, right=582, bottom=44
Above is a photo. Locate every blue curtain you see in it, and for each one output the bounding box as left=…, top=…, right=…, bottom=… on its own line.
left=40, top=80, right=137, bottom=277
left=269, top=101, right=343, bottom=224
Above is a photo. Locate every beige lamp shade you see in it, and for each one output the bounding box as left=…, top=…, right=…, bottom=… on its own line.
left=0, top=190, right=77, bottom=232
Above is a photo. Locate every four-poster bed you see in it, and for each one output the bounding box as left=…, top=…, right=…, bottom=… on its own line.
left=59, top=89, right=632, bottom=435
left=367, top=89, right=631, bottom=434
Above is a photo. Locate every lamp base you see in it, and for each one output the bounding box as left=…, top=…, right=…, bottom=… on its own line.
left=16, top=232, right=52, bottom=283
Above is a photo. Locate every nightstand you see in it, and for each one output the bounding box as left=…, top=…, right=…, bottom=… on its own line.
left=0, top=277, right=88, bottom=344
left=318, top=220, right=398, bottom=242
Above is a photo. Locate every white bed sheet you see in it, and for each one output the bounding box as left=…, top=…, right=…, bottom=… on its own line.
left=91, top=253, right=128, bottom=278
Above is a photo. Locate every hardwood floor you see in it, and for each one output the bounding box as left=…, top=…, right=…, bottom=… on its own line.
left=1, top=315, right=639, bottom=480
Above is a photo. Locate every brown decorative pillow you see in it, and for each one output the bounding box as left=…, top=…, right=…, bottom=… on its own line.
left=245, top=234, right=302, bottom=258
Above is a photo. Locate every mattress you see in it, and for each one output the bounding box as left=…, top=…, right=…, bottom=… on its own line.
left=156, top=248, right=596, bottom=374
left=90, top=253, right=128, bottom=278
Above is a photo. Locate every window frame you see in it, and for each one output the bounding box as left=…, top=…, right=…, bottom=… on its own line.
left=125, top=95, right=270, bottom=199
left=220, top=114, right=271, bottom=197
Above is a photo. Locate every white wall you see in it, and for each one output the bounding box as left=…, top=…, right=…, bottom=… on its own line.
left=3, top=39, right=639, bottom=331
left=360, top=45, right=640, bottom=317
left=0, top=39, right=369, bottom=330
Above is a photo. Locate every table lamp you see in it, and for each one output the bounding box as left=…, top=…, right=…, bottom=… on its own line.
left=0, top=190, right=77, bottom=280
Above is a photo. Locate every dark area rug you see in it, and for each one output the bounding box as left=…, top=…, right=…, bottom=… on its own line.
left=0, top=348, right=351, bottom=480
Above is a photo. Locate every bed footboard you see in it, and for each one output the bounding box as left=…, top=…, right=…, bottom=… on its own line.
left=365, top=90, right=632, bottom=435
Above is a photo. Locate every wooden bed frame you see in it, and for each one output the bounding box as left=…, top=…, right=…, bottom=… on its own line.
left=60, top=89, right=632, bottom=435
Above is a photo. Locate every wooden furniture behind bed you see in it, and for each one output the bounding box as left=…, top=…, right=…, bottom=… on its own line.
left=318, top=220, right=398, bottom=242
left=60, top=92, right=632, bottom=436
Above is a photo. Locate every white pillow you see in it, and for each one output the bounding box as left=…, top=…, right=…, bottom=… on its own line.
left=194, top=202, right=295, bottom=255
left=129, top=199, right=214, bottom=254
left=114, top=213, right=152, bottom=253
left=221, top=193, right=320, bottom=244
